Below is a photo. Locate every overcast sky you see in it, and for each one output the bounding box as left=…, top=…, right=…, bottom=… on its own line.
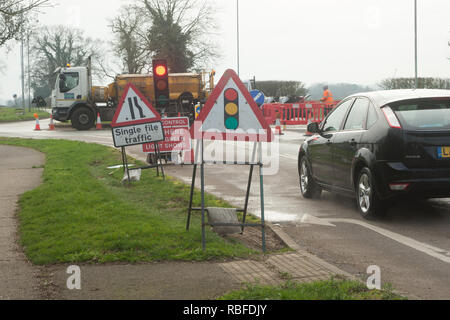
left=1, top=0, right=449, bottom=103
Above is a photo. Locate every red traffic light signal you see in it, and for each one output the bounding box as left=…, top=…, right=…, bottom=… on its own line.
left=152, top=59, right=170, bottom=109
left=155, top=65, right=167, bottom=77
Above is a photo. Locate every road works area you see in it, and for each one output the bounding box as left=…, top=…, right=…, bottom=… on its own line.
left=1, top=119, right=449, bottom=299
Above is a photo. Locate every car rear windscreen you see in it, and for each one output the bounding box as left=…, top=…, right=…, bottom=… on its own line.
left=389, top=98, right=450, bottom=131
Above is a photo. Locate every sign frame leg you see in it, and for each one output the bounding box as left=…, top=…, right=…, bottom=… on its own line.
left=155, top=142, right=165, bottom=180
left=258, top=141, right=266, bottom=253
left=186, top=164, right=197, bottom=231
left=186, top=139, right=202, bottom=232
left=201, top=138, right=206, bottom=250
left=242, top=142, right=258, bottom=234
left=121, top=147, right=131, bottom=183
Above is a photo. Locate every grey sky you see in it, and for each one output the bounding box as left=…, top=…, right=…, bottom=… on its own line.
left=1, top=0, right=449, bottom=103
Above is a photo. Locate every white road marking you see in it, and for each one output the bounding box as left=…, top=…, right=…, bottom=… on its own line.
left=281, top=154, right=297, bottom=161
left=299, top=214, right=450, bottom=265
left=300, top=214, right=336, bottom=227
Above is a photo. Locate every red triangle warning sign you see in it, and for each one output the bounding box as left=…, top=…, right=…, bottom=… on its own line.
left=191, top=69, right=273, bottom=142
left=111, top=83, right=161, bottom=128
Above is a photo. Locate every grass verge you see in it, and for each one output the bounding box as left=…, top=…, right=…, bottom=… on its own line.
left=0, top=107, right=49, bottom=122
left=219, top=278, right=406, bottom=300
left=0, top=138, right=257, bottom=265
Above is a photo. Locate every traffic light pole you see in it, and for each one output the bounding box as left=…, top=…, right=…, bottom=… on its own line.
left=414, top=0, right=418, bottom=89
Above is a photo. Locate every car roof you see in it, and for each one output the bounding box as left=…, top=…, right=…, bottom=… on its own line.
left=347, top=89, right=450, bottom=107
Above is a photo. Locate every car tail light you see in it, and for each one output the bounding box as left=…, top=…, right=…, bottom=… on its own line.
left=382, top=106, right=402, bottom=129
left=389, top=183, right=410, bottom=191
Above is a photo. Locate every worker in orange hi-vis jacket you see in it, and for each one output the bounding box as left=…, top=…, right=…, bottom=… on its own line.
left=320, top=85, right=334, bottom=105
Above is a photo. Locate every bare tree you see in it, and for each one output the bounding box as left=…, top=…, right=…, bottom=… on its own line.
left=0, top=0, right=50, bottom=47
left=30, top=25, right=102, bottom=98
left=140, top=0, right=219, bottom=73
left=256, top=81, right=308, bottom=101
left=379, top=77, right=450, bottom=90
left=109, top=6, right=151, bottom=74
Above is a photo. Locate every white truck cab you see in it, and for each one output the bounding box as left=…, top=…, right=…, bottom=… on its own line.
left=51, top=64, right=98, bottom=130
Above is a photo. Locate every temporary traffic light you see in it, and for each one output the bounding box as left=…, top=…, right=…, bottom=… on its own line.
left=224, top=88, right=239, bottom=130
left=152, top=59, right=169, bottom=110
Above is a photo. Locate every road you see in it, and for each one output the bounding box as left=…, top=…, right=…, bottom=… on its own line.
left=1, top=118, right=449, bottom=299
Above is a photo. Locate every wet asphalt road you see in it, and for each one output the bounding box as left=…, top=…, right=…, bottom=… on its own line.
left=1, top=119, right=449, bottom=299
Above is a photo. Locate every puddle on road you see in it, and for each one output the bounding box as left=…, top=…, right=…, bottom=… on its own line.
left=256, top=210, right=300, bottom=222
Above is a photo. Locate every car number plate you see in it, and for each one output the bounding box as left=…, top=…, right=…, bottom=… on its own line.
left=437, top=147, right=450, bottom=159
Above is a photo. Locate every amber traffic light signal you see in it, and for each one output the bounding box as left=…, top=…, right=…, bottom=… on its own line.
left=224, top=88, right=239, bottom=130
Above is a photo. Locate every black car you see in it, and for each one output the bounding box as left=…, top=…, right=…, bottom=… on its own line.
left=298, top=89, right=450, bottom=219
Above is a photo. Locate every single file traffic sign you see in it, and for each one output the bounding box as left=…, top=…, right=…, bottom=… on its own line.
left=111, top=83, right=164, bottom=148
left=111, top=83, right=162, bottom=127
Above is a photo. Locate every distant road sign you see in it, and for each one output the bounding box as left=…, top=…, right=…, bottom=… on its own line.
left=250, top=90, right=265, bottom=107
left=195, top=103, right=202, bottom=119
left=142, top=117, right=191, bottom=154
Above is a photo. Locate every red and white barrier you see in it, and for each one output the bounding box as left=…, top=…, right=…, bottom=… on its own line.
left=262, top=101, right=338, bottom=127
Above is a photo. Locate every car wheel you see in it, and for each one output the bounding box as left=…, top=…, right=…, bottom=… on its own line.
left=356, top=167, right=386, bottom=219
left=299, top=157, right=322, bottom=199
left=71, top=107, right=95, bottom=131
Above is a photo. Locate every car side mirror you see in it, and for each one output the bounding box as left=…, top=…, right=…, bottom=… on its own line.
left=307, top=122, right=321, bottom=134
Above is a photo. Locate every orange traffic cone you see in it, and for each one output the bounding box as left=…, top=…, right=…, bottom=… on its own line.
left=48, top=114, right=55, bottom=131
left=96, top=113, right=102, bottom=130
left=33, top=113, right=41, bottom=131
left=274, top=119, right=284, bottom=135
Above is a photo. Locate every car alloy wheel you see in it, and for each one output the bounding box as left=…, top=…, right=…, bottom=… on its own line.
left=358, top=173, right=372, bottom=214
left=299, top=157, right=321, bottom=199
left=300, top=160, right=309, bottom=194
left=356, top=167, right=386, bottom=219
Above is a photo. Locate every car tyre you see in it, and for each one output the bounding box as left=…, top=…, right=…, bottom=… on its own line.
left=71, top=107, right=95, bottom=131
left=356, top=167, right=386, bottom=220
left=299, top=157, right=322, bottom=199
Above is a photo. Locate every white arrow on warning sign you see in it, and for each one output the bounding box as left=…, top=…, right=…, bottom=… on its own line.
left=111, top=83, right=161, bottom=128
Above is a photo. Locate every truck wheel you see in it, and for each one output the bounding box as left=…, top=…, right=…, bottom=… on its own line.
left=71, top=107, right=95, bottom=131
left=179, top=92, right=194, bottom=114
